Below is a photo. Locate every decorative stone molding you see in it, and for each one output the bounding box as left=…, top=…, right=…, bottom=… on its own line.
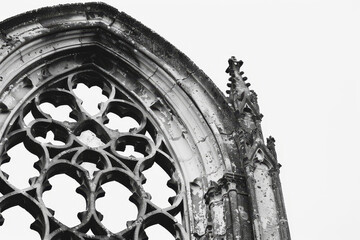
left=0, top=3, right=290, bottom=240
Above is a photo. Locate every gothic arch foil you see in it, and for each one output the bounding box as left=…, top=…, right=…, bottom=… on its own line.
left=0, top=3, right=290, bottom=240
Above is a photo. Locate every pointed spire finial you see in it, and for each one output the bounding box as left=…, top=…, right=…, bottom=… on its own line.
left=226, top=56, right=243, bottom=77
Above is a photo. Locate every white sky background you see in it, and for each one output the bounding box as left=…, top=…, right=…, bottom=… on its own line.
left=0, top=0, right=360, bottom=239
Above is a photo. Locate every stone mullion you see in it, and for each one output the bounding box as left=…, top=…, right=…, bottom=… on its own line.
left=223, top=194, right=234, bottom=240
left=217, top=175, right=254, bottom=240
left=237, top=189, right=253, bottom=240
left=227, top=189, right=241, bottom=238
left=206, top=176, right=253, bottom=240
left=204, top=184, right=225, bottom=239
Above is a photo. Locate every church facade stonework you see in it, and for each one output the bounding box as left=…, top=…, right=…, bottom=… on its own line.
left=0, top=3, right=290, bottom=240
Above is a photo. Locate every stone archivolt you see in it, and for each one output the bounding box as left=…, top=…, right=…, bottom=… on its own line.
left=0, top=3, right=290, bottom=240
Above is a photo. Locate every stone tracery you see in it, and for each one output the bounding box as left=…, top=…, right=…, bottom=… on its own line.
left=0, top=3, right=291, bottom=240
left=0, top=70, right=187, bottom=239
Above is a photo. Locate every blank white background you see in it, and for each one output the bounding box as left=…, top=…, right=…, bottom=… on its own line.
left=0, top=1, right=360, bottom=239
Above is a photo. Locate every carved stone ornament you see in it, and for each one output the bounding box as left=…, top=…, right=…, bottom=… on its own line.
left=0, top=3, right=290, bottom=240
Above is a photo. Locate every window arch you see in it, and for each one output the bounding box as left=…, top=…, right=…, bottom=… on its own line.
left=0, top=3, right=290, bottom=240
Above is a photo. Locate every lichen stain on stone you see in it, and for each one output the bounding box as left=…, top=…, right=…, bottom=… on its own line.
left=190, top=178, right=207, bottom=236
left=238, top=205, right=249, bottom=220
left=211, top=201, right=226, bottom=235
left=254, top=163, right=280, bottom=239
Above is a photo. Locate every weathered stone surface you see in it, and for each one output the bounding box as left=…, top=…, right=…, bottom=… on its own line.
left=0, top=3, right=290, bottom=240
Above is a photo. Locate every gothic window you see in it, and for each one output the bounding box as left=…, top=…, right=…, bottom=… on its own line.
left=0, top=70, right=187, bottom=239
left=0, top=3, right=291, bottom=240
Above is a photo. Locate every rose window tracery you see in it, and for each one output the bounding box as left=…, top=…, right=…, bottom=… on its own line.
left=0, top=70, right=187, bottom=239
